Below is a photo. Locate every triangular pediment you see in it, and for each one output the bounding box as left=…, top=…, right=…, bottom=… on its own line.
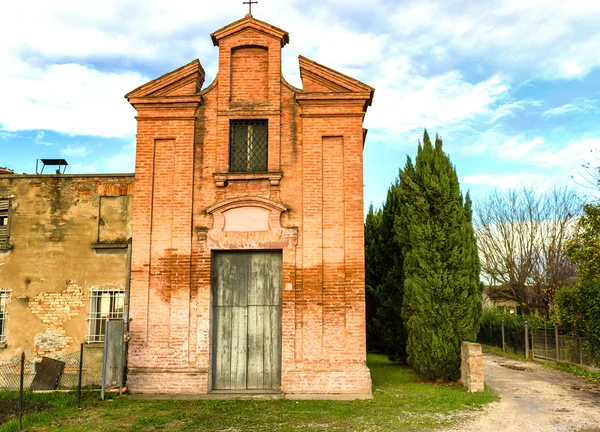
left=299, top=55, right=374, bottom=95
left=211, top=15, right=289, bottom=47
left=125, top=59, right=205, bottom=99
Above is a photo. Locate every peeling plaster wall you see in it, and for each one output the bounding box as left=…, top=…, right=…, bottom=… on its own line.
left=0, top=174, right=134, bottom=362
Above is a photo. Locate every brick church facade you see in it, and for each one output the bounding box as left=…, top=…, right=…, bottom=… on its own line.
left=125, top=15, right=374, bottom=396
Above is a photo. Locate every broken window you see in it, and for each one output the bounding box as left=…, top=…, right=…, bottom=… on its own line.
left=87, top=288, right=125, bottom=343
left=0, top=290, right=8, bottom=347
left=229, top=120, right=268, bottom=173
left=0, top=199, right=10, bottom=249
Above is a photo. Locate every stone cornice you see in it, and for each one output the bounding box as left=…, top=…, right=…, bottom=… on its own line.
left=295, top=92, right=372, bottom=113
left=212, top=172, right=283, bottom=187
left=125, top=60, right=205, bottom=99
left=298, top=56, right=374, bottom=106
left=128, top=96, right=203, bottom=105
left=206, top=195, right=288, bottom=214
left=295, top=92, right=373, bottom=102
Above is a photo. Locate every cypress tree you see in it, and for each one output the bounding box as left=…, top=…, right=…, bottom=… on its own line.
left=365, top=204, right=384, bottom=351
left=400, top=130, right=482, bottom=380
left=372, top=180, right=408, bottom=362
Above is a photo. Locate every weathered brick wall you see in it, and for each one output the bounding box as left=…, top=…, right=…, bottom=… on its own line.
left=127, top=15, right=373, bottom=396
left=460, top=342, right=485, bottom=393
left=29, top=283, right=85, bottom=357
left=0, top=174, right=134, bottom=361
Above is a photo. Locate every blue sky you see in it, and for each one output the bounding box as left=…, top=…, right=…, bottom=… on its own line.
left=1, top=0, right=599, bottom=210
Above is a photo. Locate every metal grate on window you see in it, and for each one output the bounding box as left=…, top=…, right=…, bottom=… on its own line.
left=229, top=120, right=268, bottom=173
left=0, top=290, right=8, bottom=345
left=87, top=289, right=125, bottom=343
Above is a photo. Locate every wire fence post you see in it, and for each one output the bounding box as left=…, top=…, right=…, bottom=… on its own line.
left=554, top=325, right=559, bottom=362
left=19, top=351, right=24, bottom=431
left=524, top=322, right=529, bottom=359
left=78, top=342, right=84, bottom=407
left=501, top=319, right=506, bottom=353
left=578, top=337, right=583, bottom=365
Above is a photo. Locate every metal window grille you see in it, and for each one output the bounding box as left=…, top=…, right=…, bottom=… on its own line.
left=229, top=120, right=268, bottom=173
left=87, top=289, right=125, bottom=343
left=0, top=200, right=9, bottom=246
left=0, top=290, right=8, bottom=345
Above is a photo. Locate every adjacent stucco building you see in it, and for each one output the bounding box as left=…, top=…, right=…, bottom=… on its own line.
left=0, top=173, right=134, bottom=364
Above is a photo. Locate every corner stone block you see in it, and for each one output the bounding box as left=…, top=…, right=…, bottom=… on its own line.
left=460, top=341, right=484, bottom=393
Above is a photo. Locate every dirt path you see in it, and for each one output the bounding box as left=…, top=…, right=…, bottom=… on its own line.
left=448, top=354, right=600, bottom=432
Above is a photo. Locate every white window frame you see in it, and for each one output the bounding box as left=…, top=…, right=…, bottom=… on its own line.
left=0, top=289, right=10, bottom=347
left=86, top=287, right=125, bottom=343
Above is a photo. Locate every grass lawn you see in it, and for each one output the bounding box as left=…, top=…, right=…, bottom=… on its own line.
left=1, top=354, right=497, bottom=432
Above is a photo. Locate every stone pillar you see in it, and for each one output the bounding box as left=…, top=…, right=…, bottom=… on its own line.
left=460, top=342, right=484, bottom=393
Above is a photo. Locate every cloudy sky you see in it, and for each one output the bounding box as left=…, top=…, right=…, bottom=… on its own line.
left=1, top=0, right=599, bottom=209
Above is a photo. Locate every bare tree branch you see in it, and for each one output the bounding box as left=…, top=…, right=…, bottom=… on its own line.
left=475, top=187, right=580, bottom=317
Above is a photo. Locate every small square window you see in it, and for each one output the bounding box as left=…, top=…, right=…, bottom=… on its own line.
left=87, top=289, right=125, bottom=343
left=229, top=120, right=268, bottom=173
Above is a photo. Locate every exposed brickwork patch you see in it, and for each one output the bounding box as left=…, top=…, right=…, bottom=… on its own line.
left=29, top=284, right=85, bottom=357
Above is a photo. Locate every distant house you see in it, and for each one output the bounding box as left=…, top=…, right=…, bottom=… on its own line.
left=0, top=14, right=374, bottom=397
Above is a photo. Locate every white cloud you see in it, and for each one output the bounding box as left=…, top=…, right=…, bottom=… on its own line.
left=99, top=141, right=136, bottom=173
left=542, top=103, right=580, bottom=117
left=365, top=57, right=508, bottom=134
left=34, top=131, right=54, bottom=146
left=387, top=0, right=600, bottom=80
left=461, top=173, right=552, bottom=189
left=61, top=145, right=89, bottom=157
left=491, top=100, right=543, bottom=123
left=70, top=163, right=97, bottom=173
left=493, top=135, right=600, bottom=171
left=0, top=61, right=141, bottom=137
left=531, top=139, right=600, bottom=169
left=497, top=136, right=544, bottom=160
left=542, top=99, right=598, bottom=118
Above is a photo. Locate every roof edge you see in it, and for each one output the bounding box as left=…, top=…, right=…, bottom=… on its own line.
left=298, top=55, right=374, bottom=105
left=211, top=15, right=289, bottom=47
left=125, top=59, right=205, bottom=99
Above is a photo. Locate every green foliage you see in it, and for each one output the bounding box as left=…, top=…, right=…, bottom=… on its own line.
left=368, top=185, right=408, bottom=361
left=478, top=308, right=547, bottom=356
left=554, top=285, right=585, bottom=333
left=480, top=308, right=546, bottom=329
left=365, top=204, right=383, bottom=290
left=556, top=202, right=600, bottom=361
left=400, top=131, right=483, bottom=381
left=365, top=204, right=385, bottom=352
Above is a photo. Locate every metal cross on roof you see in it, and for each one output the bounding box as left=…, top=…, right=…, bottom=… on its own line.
left=243, top=0, right=257, bottom=15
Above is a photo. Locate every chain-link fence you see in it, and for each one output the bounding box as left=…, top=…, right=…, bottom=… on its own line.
left=0, top=344, right=105, bottom=430
left=0, top=345, right=104, bottom=392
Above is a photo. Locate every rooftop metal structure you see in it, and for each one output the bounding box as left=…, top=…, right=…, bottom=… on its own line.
left=36, top=159, right=69, bottom=174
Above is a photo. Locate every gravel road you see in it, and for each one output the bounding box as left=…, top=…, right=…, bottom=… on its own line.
left=448, top=354, right=600, bottom=432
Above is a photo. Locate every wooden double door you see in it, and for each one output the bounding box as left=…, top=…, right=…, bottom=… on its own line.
left=212, top=251, right=282, bottom=390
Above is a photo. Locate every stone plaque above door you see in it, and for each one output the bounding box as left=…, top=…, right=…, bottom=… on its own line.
left=223, top=206, right=270, bottom=232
